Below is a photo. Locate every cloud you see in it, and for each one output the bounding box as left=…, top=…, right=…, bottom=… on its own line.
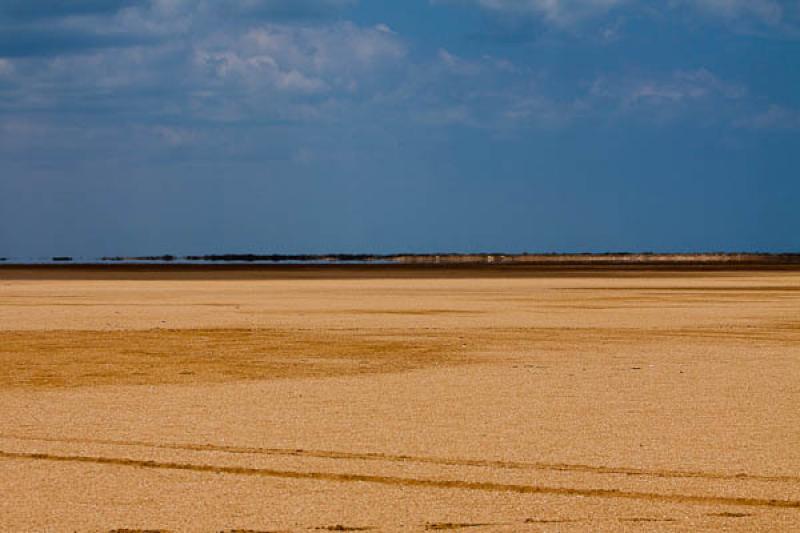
left=0, top=0, right=355, bottom=22
left=211, top=0, right=357, bottom=20
left=415, top=105, right=475, bottom=126
left=0, top=27, right=153, bottom=58
left=0, top=2, right=160, bottom=58
left=0, top=58, right=13, bottom=75
left=0, top=0, right=406, bottom=121
left=736, top=105, right=800, bottom=129
left=438, top=0, right=629, bottom=26
left=0, top=0, right=360, bottom=58
left=437, top=48, right=484, bottom=75
left=194, top=22, right=405, bottom=95
left=193, top=48, right=329, bottom=94
left=152, top=125, right=198, bottom=146
left=677, top=0, right=784, bottom=26
left=591, top=68, right=746, bottom=107
left=0, top=0, right=140, bottom=21
left=439, top=0, right=799, bottom=35
left=0, top=0, right=784, bottom=164
left=390, top=50, right=579, bottom=131
left=575, top=68, right=755, bottom=126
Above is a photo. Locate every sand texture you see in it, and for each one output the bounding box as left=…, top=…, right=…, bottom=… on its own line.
left=1, top=266, right=799, bottom=532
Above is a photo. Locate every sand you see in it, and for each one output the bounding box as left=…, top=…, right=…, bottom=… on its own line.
left=0, top=265, right=799, bottom=532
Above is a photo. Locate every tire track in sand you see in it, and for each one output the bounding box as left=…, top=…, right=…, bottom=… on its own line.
left=2, top=433, right=798, bottom=484
left=1, top=449, right=799, bottom=509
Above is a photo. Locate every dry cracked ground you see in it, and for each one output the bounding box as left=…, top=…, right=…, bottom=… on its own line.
left=1, top=266, right=799, bottom=532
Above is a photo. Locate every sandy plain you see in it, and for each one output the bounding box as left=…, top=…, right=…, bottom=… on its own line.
left=0, top=265, right=799, bottom=532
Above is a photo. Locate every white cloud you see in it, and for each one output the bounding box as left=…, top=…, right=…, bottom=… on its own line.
left=437, top=49, right=483, bottom=75
left=415, top=105, right=475, bottom=126
left=437, top=0, right=629, bottom=25
left=502, top=92, right=577, bottom=126
left=0, top=119, right=48, bottom=146
left=193, top=49, right=328, bottom=93
left=678, top=0, right=784, bottom=26
left=244, top=22, right=405, bottom=72
left=374, top=23, right=395, bottom=34
left=736, top=105, right=800, bottom=129
left=0, top=16, right=407, bottom=131
left=671, top=1, right=800, bottom=35
left=194, top=22, right=405, bottom=96
left=441, top=0, right=798, bottom=33
left=592, top=68, right=746, bottom=107
left=0, top=58, right=14, bottom=76
left=152, top=125, right=198, bottom=146
left=396, top=49, right=577, bottom=131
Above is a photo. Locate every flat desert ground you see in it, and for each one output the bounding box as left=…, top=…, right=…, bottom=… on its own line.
left=1, top=265, right=799, bottom=532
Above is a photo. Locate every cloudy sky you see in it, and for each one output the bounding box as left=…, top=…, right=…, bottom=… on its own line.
left=1, top=0, right=798, bottom=257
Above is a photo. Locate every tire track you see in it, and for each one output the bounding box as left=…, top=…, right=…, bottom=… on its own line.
left=2, top=433, right=797, bottom=483
left=1, top=449, right=799, bottom=509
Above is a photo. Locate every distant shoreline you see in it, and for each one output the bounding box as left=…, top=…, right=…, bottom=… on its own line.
left=2, top=252, right=800, bottom=266
left=2, top=253, right=800, bottom=280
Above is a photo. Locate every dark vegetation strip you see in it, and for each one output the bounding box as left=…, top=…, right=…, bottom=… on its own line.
left=98, top=253, right=800, bottom=265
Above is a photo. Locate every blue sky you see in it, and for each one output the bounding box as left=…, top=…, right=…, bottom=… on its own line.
left=1, top=0, right=798, bottom=257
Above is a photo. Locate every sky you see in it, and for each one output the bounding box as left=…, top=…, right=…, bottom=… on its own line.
left=0, top=0, right=799, bottom=258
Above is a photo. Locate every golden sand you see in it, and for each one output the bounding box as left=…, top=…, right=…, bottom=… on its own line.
left=0, top=266, right=799, bottom=531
